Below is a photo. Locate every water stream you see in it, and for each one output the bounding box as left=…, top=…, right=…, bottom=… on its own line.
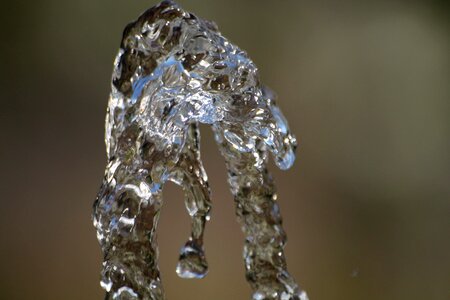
left=93, top=1, right=308, bottom=299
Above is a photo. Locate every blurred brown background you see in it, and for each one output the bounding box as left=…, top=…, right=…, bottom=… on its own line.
left=0, top=0, right=449, bottom=299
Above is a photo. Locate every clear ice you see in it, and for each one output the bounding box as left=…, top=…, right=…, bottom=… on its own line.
left=93, top=1, right=308, bottom=299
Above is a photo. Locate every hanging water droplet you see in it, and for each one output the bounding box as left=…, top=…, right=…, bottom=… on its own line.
left=176, top=241, right=208, bottom=279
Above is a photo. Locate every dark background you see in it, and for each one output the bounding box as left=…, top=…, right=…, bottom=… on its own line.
left=0, top=1, right=449, bottom=299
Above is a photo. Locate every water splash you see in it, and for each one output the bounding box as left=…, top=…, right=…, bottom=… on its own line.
left=93, top=1, right=308, bottom=299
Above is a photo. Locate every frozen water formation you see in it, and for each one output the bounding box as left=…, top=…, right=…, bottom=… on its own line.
left=93, top=1, right=308, bottom=299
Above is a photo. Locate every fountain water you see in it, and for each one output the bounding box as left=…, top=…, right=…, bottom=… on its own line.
left=93, top=1, right=308, bottom=299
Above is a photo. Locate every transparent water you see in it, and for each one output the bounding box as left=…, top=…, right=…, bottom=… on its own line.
left=93, top=1, right=308, bottom=299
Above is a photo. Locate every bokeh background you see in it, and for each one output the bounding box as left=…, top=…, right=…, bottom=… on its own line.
left=0, top=0, right=449, bottom=299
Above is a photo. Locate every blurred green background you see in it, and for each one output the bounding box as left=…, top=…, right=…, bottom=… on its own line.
left=0, top=0, right=449, bottom=299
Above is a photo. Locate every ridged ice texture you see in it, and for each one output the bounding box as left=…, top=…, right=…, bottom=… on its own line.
left=93, top=1, right=308, bottom=299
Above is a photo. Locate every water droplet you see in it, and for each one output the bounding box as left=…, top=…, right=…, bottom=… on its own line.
left=176, top=242, right=208, bottom=279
